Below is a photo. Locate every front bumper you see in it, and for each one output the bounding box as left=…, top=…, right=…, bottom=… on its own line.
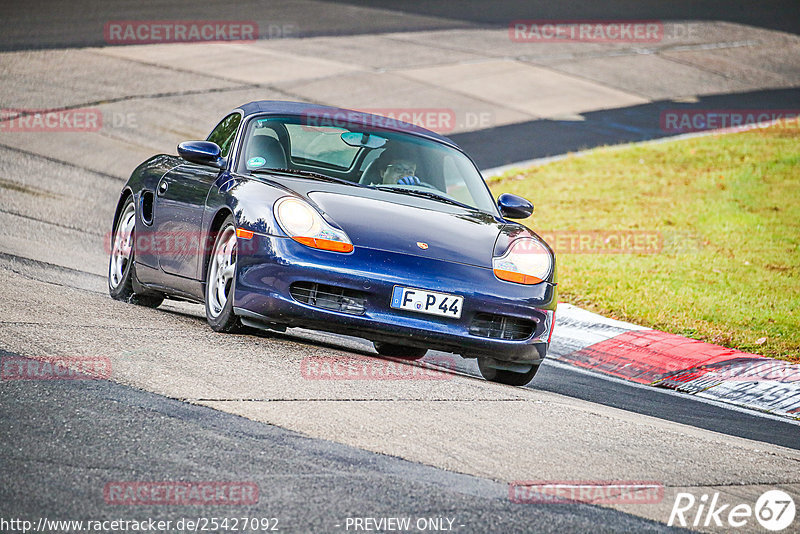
left=233, top=234, right=557, bottom=363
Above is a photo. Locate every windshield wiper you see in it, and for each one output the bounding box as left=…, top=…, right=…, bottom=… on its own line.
left=372, top=185, right=473, bottom=209
left=250, top=168, right=361, bottom=187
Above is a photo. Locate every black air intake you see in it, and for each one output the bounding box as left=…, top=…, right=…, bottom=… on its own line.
left=469, top=313, right=537, bottom=340
left=290, top=282, right=367, bottom=315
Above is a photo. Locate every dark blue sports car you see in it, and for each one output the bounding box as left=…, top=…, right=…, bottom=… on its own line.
left=108, top=101, right=557, bottom=386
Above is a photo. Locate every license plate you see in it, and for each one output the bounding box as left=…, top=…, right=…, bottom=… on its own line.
left=390, top=286, right=463, bottom=319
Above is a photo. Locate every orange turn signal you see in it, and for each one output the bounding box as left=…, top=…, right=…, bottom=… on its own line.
left=236, top=228, right=254, bottom=239
left=493, top=268, right=543, bottom=285
left=292, top=236, right=354, bottom=253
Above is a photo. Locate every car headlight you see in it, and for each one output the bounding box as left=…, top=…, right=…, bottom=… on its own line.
left=493, top=238, right=552, bottom=284
left=274, top=197, right=353, bottom=253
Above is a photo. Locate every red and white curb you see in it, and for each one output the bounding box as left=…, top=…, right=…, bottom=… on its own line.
left=550, top=304, right=800, bottom=420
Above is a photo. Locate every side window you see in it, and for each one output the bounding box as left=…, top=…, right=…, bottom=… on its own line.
left=206, top=113, right=242, bottom=158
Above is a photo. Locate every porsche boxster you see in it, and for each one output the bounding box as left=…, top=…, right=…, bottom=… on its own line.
left=108, top=101, right=557, bottom=386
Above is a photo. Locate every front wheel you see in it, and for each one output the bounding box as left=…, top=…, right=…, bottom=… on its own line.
left=478, top=359, right=539, bottom=387
left=205, top=217, right=243, bottom=332
left=108, top=198, right=163, bottom=308
left=373, top=341, right=427, bottom=360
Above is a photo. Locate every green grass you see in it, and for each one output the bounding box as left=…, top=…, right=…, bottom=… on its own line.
left=489, top=125, right=800, bottom=361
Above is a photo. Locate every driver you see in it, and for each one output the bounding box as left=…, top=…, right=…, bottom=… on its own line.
left=379, top=158, right=420, bottom=186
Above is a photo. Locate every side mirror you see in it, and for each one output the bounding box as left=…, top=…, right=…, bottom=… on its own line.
left=177, top=141, right=226, bottom=169
left=497, top=193, right=533, bottom=219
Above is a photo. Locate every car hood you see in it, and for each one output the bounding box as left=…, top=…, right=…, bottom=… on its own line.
left=307, top=191, right=504, bottom=268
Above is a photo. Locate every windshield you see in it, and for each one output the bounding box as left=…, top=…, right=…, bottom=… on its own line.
left=236, top=114, right=498, bottom=214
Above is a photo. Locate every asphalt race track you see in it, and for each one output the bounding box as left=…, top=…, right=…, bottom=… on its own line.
left=1, top=2, right=799, bottom=533
left=0, top=350, right=683, bottom=533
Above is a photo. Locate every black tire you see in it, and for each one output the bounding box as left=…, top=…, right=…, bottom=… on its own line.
left=205, top=216, right=243, bottom=333
left=373, top=341, right=427, bottom=360
left=478, top=359, right=539, bottom=387
left=108, top=198, right=163, bottom=308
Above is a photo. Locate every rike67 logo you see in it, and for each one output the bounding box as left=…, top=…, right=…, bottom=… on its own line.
left=668, top=489, right=796, bottom=531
